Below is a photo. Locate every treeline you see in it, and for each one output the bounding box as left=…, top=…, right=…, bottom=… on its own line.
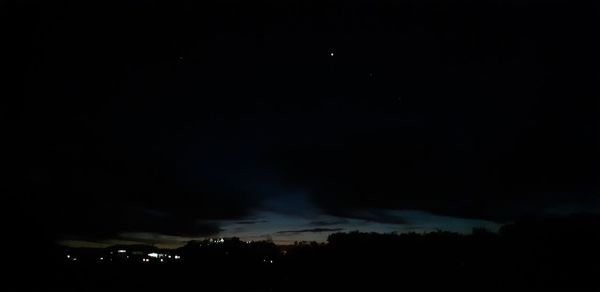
left=34, top=215, right=600, bottom=291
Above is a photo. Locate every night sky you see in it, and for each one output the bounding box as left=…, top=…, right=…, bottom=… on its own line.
left=9, top=0, right=600, bottom=248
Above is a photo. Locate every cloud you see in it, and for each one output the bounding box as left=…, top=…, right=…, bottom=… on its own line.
left=332, top=209, right=408, bottom=225
left=276, top=228, right=344, bottom=235
left=310, top=219, right=349, bottom=226
left=235, top=220, right=268, bottom=225
left=54, top=206, right=222, bottom=242
left=269, top=123, right=600, bottom=222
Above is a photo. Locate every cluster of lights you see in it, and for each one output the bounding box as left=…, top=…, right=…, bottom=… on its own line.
left=117, top=250, right=126, bottom=253
left=66, top=252, right=181, bottom=263
left=262, top=259, right=274, bottom=264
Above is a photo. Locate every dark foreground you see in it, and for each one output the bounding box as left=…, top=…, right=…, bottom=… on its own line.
left=8, top=215, right=600, bottom=292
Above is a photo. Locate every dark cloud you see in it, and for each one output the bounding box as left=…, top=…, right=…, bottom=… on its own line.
left=271, top=121, right=600, bottom=222
left=276, top=228, right=344, bottom=235
left=234, top=220, right=269, bottom=225
left=333, top=209, right=408, bottom=225
left=310, top=219, right=349, bottom=226
left=55, top=206, right=221, bottom=241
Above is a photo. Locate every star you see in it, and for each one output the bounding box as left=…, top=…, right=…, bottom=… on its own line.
left=330, top=52, right=334, bottom=57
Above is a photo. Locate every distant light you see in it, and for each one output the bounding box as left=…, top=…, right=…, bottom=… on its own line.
left=100, top=257, right=104, bottom=260
left=270, top=260, right=274, bottom=264
left=148, top=253, right=158, bottom=258
left=168, top=255, right=172, bottom=259
left=160, top=259, right=164, bottom=262
left=117, top=250, right=126, bottom=253
left=330, top=52, right=334, bottom=57
left=66, top=255, right=70, bottom=259
left=73, top=258, right=77, bottom=261
left=126, top=256, right=129, bottom=259
left=174, top=255, right=181, bottom=259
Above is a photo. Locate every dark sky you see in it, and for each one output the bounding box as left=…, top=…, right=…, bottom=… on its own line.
left=8, top=0, right=600, bottom=247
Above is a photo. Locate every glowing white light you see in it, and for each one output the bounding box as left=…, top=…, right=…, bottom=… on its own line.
left=100, top=257, right=104, bottom=260
left=66, top=255, right=70, bottom=258
left=174, top=255, right=181, bottom=259
left=73, top=258, right=77, bottom=261
left=330, top=52, right=334, bottom=57
left=160, top=259, right=164, bottom=262
left=270, top=260, right=273, bottom=264
left=148, top=253, right=158, bottom=258
left=168, top=255, right=172, bottom=259
left=117, top=250, right=126, bottom=253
